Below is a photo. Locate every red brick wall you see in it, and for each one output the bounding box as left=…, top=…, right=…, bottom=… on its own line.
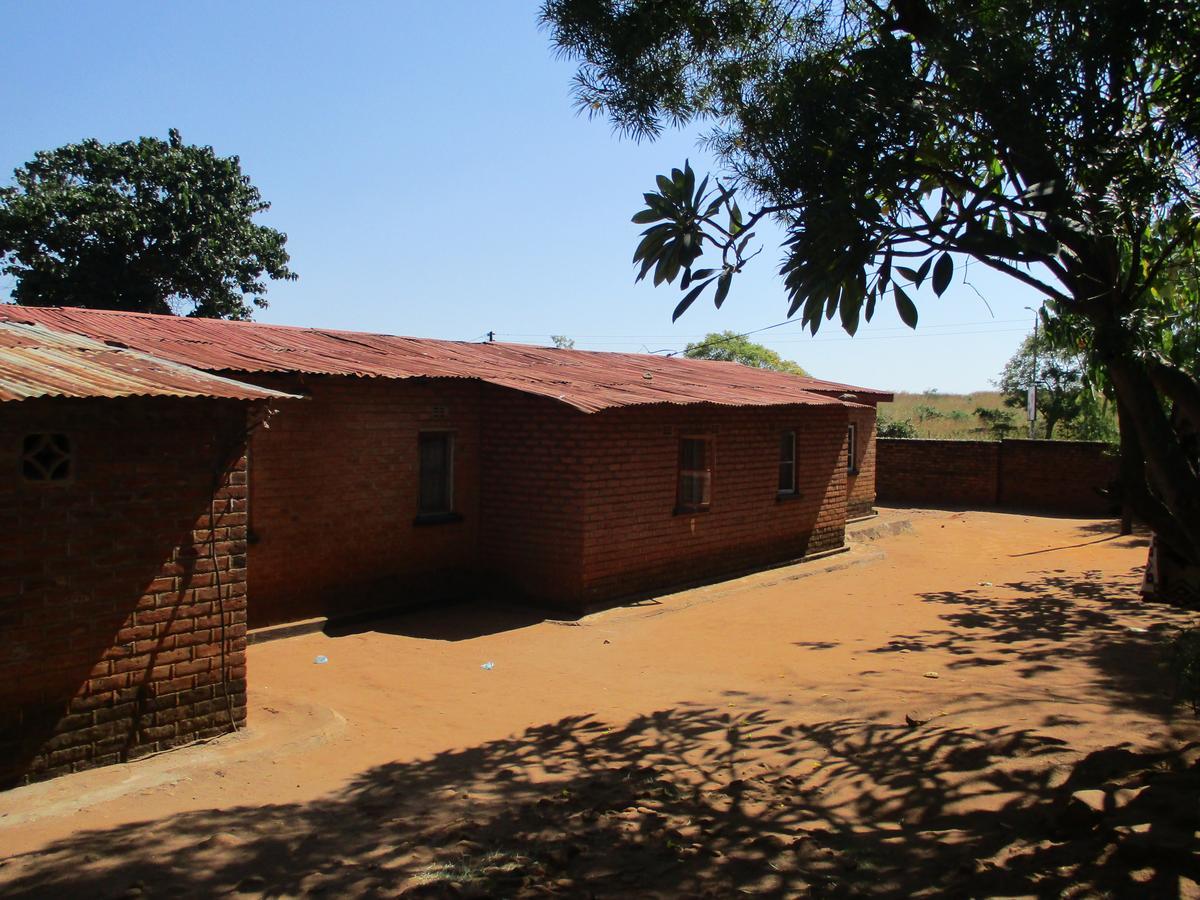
left=478, top=387, right=586, bottom=607
left=876, top=439, right=1001, bottom=506
left=0, top=397, right=250, bottom=788
left=998, top=440, right=1118, bottom=514
left=241, top=375, right=483, bottom=627
left=576, top=403, right=850, bottom=604
left=877, top=438, right=1118, bottom=513
left=236, top=376, right=863, bottom=620
left=846, top=407, right=879, bottom=519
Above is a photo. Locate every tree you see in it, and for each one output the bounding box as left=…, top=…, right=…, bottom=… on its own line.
left=997, top=332, right=1085, bottom=439
left=543, top=0, right=1200, bottom=592
left=0, top=130, right=295, bottom=319
left=683, top=330, right=808, bottom=374
left=551, top=334, right=577, bottom=349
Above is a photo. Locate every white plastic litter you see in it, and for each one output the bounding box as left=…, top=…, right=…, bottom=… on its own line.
left=314, top=655, right=329, bottom=664
left=480, top=661, right=495, bottom=670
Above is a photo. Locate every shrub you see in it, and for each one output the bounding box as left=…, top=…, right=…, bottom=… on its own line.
left=877, top=413, right=917, bottom=438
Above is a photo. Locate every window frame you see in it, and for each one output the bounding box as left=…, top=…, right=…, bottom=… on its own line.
left=415, top=430, right=457, bottom=523
left=777, top=430, right=797, bottom=496
left=847, top=423, right=859, bottom=476
left=675, top=435, right=713, bottom=514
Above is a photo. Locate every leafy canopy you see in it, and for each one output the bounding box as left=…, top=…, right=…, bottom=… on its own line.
left=997, top=331, right=1085, bottom=438
left=684, top=330, right=808, bottom=374
left=544, top=0, right=1200, bottom=575
left=0, top=130, right=295, bottom=319
left=544, top=0, right=1199, bottom=334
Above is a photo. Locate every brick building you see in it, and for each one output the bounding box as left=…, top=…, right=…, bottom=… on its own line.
left=0, top=322, right=294, bottom=786
left=2, top=309, right=889, bottom=783
left=1, top=307, right=890, bottom=633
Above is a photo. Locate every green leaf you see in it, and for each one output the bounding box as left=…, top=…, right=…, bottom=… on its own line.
left=895, top=266, right=920, bottom=283
left=672, top=279, right=708, bottom=321
left=840, top=292, right=861, bottom=336
left=632, top=225, right=669, bottom=263
left=631, top=209, right=663, bottom=224
left=801, top=292, right=823, bottom=330
left=915, top=256, right=932, bottom=287
left=931, top=252, right=953, bottom=296
left=878, top=250, right=892, bottom=288
left=824, top=285, right=839, bottom=320
left=713, top=271, right=732, bottom=308
left=894, top=284, right=919, bottom=329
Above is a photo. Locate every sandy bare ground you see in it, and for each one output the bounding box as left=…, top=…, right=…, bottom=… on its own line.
left=1, top=507, right=1198, bottom=897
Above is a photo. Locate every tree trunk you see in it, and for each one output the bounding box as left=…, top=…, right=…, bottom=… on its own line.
left=1108, top=359, right=1200, bottom=566
left=1088, top=304, right=1200, bottom=603
left=1147, top=539, right=1200, bottom=609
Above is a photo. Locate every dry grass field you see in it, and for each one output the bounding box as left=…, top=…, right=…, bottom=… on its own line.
left=879, top=391, right=1019, bottom=439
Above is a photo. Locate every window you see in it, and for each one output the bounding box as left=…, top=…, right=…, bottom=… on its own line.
left=778, top=431, right=796, bottom=494
left=418, top=432, right=454, bottom=516
left=677, top=437, right=712, bottom=512
left=22, top=433, right=71, bottom=482
left=847, top=423, right=859, bottom=475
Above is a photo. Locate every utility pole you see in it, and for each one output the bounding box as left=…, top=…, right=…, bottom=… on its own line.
left=1025, top=305, right=1040, bottom=438
left=487, top=331, right=495, bottom=343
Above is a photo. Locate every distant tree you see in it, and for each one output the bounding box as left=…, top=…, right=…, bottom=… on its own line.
left=684, top=330, right=808, bottom=375
left=0, top=130, right=295, bottom=319
left=551, top=334, right=576, bottom=349
left=1061, top=394, right=1120, bottom=443
left=997, top=332, right=1085, bottom=439
left=975, top=406, right=1018, bottom=440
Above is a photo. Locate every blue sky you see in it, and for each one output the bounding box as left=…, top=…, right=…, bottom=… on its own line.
left=0, top=1, right=1043, bottom=392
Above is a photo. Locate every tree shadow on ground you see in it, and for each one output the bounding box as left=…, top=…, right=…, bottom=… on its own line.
left=870, top=566, right=1196, bottom=715
left=2, top=703, right=1197, bottom=898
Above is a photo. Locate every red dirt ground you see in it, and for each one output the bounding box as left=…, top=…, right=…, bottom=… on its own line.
left=1, top=507, right=1198, bottom=897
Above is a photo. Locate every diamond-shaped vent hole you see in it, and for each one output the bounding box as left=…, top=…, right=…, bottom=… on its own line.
left=22, top=433, right=71, bottom=481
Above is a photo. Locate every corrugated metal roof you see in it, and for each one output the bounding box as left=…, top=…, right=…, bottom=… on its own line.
left=0, top=321, right=300, bottom=404
left=0, top=307, right=892, bottom=413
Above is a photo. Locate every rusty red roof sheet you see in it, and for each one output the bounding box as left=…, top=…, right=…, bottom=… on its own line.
left=0, top=321, right=300, bottom=404
left=0, top=307, right=892, bottom=413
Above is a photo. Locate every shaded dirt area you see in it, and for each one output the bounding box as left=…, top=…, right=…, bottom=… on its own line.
left=1, top=508, right=1198, bottom=897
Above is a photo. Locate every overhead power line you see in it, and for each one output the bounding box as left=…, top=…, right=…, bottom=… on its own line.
left=492, top=318, right=1032, bottom=354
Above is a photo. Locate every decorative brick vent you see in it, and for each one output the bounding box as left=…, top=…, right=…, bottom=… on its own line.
left=21, top=433, right=71, bottom=481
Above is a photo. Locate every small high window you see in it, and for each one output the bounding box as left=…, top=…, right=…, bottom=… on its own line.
left=22, top=433, right=71, bottom=482
left=778, top=431, right=796, bottom=494
left=677, top=437, right=712, bottom=512
left=847, top=423, right=859, bottom=475
left=418, top=432, right=454, bottom=515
